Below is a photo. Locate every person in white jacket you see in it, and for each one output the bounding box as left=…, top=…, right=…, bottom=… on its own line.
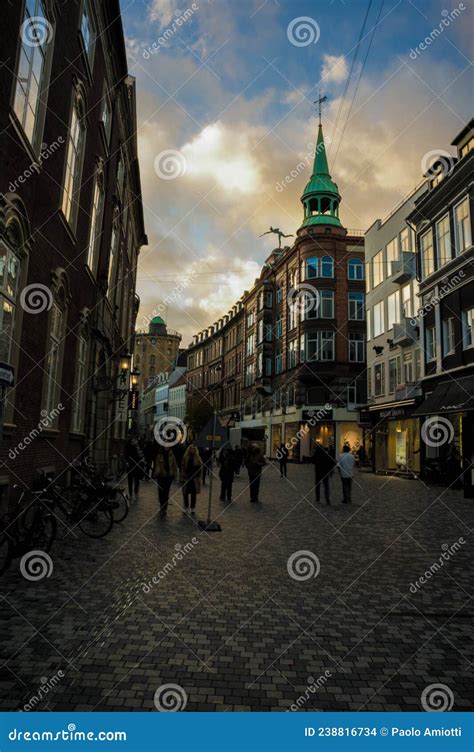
left=337, top=444, right=356, bottom=504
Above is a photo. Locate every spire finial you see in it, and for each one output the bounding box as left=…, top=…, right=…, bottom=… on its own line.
left=314, top=90, right=328, bottom=125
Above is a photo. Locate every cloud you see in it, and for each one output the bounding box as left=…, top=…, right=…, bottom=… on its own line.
left=148, top=0, right=175, bottom=27
left=321, top=54, right=348, bottom=84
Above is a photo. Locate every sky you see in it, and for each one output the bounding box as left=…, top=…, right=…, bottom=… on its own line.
left=120, top=0, right=473, bottom=345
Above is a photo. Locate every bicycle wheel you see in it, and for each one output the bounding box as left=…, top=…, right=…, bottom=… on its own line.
left=32, top=511, right=57, bottom=552
left=109, top=490, right=129, bottom=523
left=76, top=495, right=114, bottom=538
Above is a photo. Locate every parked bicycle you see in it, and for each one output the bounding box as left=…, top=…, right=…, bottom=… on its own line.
left=71, top=459, right=129, bottom=524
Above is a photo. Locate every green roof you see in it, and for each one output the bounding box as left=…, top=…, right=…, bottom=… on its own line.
left=151, top=315, right=165, bottom=325
left=300, top=122, right=342, bottom=229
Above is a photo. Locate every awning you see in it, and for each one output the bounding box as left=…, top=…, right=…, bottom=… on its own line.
left=412, top=375, right=474, bottom=416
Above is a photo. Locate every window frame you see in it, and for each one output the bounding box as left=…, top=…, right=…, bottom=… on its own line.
left=348, top=291, right=365, bottom=321
left=347, top=258, right=364, bottom=281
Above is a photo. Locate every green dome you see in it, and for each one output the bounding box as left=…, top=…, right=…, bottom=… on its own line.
left=300, top=123, right=342, bottom=229
left=151, top=315, right=165, bottom=325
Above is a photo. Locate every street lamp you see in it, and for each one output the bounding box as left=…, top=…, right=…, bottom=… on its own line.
left=131, top=367, right=140, bottom=388
left=119, top=352, right=132, bottom=384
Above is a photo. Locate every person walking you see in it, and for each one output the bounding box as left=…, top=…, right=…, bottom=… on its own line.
left=277, top=443, right=289, bottom=478
left=143, top=438, right=157, bottom=480
left=312, top=442, right=336, bottom=505
left=245, top=444, right=266, bottom=503
left=180, top=445, right=202, bottom=514
left=338, top=444, right=356, bottom=504
left=153, top=445, right=178, bottom=515
left=218, top=446, right=235, bottom=502
left=124, top=435, right=143, bottom=500
left=233, top=445, right=243, bottom=478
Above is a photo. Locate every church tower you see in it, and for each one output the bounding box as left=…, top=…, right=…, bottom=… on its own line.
left=300, top=122, right=342, bottom=228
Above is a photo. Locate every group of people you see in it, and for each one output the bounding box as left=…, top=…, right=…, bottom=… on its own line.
left=124, top=433, right=357, bottom=516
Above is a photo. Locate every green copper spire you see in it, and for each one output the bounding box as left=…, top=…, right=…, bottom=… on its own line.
left=300, top=123, right=342, bottom=228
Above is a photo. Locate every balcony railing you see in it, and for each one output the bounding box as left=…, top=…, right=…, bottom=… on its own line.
left=391, top=253, right=416, bottom=284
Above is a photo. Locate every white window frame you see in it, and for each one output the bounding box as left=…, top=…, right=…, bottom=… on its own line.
left=426, top=326, right=437, bottom=362
left=349, top=333, right=365, bottom=363
left=373, top=301, right=384, bottom=337
left=436, top=214, right=451, bottom=267
left=387, top=290, right=400, bottom=330
left=348, top=291, right=365, bottom=321
left=421, top=228, right=434, bottom=278
left=373, top=250, right=384, bottom=287
left=462, top=308, right=474, bottom=349
left=443, top=317, right=455, bottom=355
left=454, top=197, right=471, bottom=255
left=61, top=90, right=87, bottom=230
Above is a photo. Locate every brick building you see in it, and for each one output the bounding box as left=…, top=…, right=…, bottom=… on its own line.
left=186, top=122, right=367, bottom=458
left=0, top=0, right=146, bottom=502
left=133, top=316, right=181, bottom=388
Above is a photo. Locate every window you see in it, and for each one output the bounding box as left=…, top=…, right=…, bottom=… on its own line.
left=402, top=284, right=412, bottom=318
left=436, top=214, right=451, bottom=266
left=43, top=303, right=64, bottom=415
left=80, top=0, right=95, bottom=64
left=374, top=363, right=385, bottom=397
left=288, top=339, right=298, bottom=369
left=276, top=317, right=282, bottom=338
left=72, top=336, right=87, bottom=432
left=0, top=244, right=20, bottom=364
left=367, top=368, right=371, bottom=398
left=403, top=352, right=413, bottom=383
left=366, top=308, right=371, bottom=341
left=86, top=167, right=105, bottom=274
left=276, top=287, right=282, bottom=304
left=288, top=300, right=298, bottom=330
left=443, top=318, right=455, bottom=355
left=107, top=223, right=118, bottom=302
left=244, top=363, right=254, bottom=386
left=348, top=258, right=364, bottom=280
left=421, top=229, right=434, bottom=277
left=400, top=226, right=413, bottom=253
left=365, top=261, right=371, bottom=292
left=349, top=333, right=365, bottom=362
left=62, top=90, right=86, bottom=228
left=256, top=352, right=263, bottom=378
left=348, top=291, right=365, bottom=321
left=462, top=307, right=474, bottom=349
left=319, top=289, right=334, bottom=319
left=246, top=310, right=255, bottom=328
left=100, top=87, right=112, bottom=145
left=265, top=291, right=273, bottom=308
left=373, top=301, right=384, bottom=337
left=257, top=319, right=263, bottom=343
left=264, top=324, right=272, bottom=342
left=454, top=197, right=471, bottom=254
left=305, top=331, right=334, bottom=361
left=388, top=356, right=401, bottom=392
left=387, top=290, right=400, bottom=330
left=386, top=237, right=398, bottom=273
left=426, top=326, right=437, bottom=361
left=373, top=250, right=384, bottom=287
left=246, top=333, right=255, bottom=356
left=321, top=256, right=334, bottom=278
left=265, top=357, right=272, bottom=376
left=306, top=257, right=318, bottom=279
left=13, top=0, right=53, bottom=150
left=275, top=351, right=283, bottom=375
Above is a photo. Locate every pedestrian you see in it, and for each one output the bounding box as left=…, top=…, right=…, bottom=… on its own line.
left=124, top=435, right=143, bottom=500
left=143, top=438, right=157, bottom=479
left=245, top=443, right=266, bottom=503
left=337, top=444, right=356, bottom=504
left=277, top=443, right=289, bottom=478
left=153, top=445, right=178, bottom=514
left=173, top=441, right=186, bottom=469
left=312, top=442, right=336, bottom=505
left=218, top=446, right=235, bottom=502
left=180, top=445, right=202, bottom=514
left=233, top=445, right=243, bottom=478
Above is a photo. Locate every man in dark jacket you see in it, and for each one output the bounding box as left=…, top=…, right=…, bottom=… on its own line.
left=312, top=442, right=336, bottom=505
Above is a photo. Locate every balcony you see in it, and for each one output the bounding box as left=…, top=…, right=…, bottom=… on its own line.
left=390, top=253, right=416, bottom=284
left=393, top=318, right=418, bottom=346
left=394, top=383, right=422, bottom=401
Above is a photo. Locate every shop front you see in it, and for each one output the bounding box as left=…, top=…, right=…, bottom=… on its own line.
left=369, top=403, right=421, bottom=476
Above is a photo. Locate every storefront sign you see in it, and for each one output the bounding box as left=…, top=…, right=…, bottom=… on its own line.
left=0, top=362, right=14, bottom=387
left=379, top=407, right=409, bottom=419
left=302, top=409, right=333, bottom=422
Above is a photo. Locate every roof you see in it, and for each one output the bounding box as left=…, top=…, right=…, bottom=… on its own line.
left=150, top=315, right=165, bottom=325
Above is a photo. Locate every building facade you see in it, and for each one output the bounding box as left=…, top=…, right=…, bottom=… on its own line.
left=186, top=122, right=367, bottom=459
left=169, top=374, right=187, bottom=422
left=0, top=0, right=146, bottom=501
left=133, top=316, right=181, bottom=387
left=364, top=183, right=427, bottom=475
left=407, top=119, right=474, bottom=495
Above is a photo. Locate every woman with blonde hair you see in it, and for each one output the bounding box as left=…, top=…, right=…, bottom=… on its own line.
left=180, top=445, right=202, bottom=514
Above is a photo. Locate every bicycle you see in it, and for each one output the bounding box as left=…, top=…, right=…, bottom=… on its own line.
left=71, top=460, right=129, bottom=524
left=0, top=484, right=57, bottom=576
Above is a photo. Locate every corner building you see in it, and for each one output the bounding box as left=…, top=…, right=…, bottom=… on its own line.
left=186, top=123, right=367, bottom=459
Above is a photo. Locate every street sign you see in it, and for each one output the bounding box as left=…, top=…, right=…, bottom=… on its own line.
left=206, top=435, right=222, bottom=441
left=0, top=362, right=14, bottom=387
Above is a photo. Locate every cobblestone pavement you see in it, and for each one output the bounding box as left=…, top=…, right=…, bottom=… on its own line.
left=0, top=462, right=472, bottom=712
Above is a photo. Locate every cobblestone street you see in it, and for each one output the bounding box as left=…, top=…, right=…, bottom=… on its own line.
left=0, top=463, right=472, bottom=712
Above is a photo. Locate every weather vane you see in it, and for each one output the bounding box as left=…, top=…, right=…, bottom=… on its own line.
left=313, top=90, right=328, bottom=125
left=259, top=227, right=294, bottom=250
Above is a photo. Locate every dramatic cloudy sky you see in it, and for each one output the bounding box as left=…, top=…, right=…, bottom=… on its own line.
left=120, top=0, right=472, bottom=345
